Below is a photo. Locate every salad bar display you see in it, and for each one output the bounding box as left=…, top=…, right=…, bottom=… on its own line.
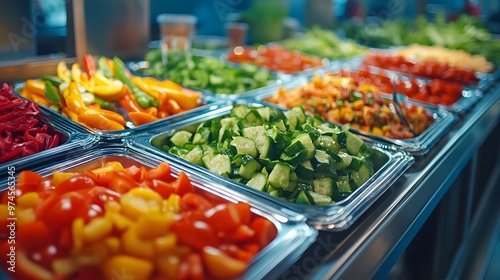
left=1, top=14, right=500, bottom=280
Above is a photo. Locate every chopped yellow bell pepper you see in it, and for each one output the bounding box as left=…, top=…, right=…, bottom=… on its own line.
left=155, top=255, right=180, bottom=279
left=102, top=255, right=153, bottom=280
left=17, top=192, right=39, bottom=208
left=52, top=257, right=78, bottom=277
left=154, top=233, right=177, bottom=255
left=121, top=188, right=162, bottom=220
left=93, top=82, right=123, bottom=101
left=136, top=212, right=175, bottom=239
left=72, top=218, right=85, bottom=251
left=16, top=208, right=35, bottom=226
left=121, top=226, right=155, bottom=260
left=52, top=172, right=78, bottom=187
left=91, top=161, right=124, bottom=175
left=163, top=194, right=181, bottom=214
left=105, top=237, right=121, bottom=255
left=57, top=61, right=72, bottom=83
left=82, top=217, right=113, bottom=243
left=25, top=79, right=45, bottom=97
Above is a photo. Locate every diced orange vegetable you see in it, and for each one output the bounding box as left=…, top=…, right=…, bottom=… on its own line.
left=128, top=111, right=159, bottom=126
left=78, top=113, right=125, bottom=131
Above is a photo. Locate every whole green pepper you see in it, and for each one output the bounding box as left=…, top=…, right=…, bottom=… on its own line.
left=112, top=57, right=158, bottom=109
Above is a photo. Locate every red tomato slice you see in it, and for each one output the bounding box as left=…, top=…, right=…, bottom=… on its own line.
left=171, top=219, right=220, bottom=251
left=186, top=253, right=205, bottom=280
left=16, top=221, right=53, bottom=252
left=148, top=162, right=173, bottom=182
left=204, top=204, right=241, bottom=232
left=181, top=193, right=212, bottom=212
left=147, top=179, right=175, bottom=199
left=222, top=224, right=255, bottom=242
left=108, top=171, right=139, bottom=194
left=43, top=192, right=93, bottom=233
left=54, top=174, right=95, bottom=194
left=85, top=186, right=121, bottom=208
left=126, top=165, right=149, bottom=182
left=219, top=244, right=254, bottom=262
left=233, top=202, right=251, bottom=225
left=250, top=218, right=277, bottom=249
left=18, top=171, right=42, bottom=185
left=95, top=172, right=113, bottom=187
left=171, top=172, right=194, bottom=196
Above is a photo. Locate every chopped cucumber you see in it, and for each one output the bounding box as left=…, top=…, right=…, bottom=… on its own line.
left=313, top=177, right=334, bottom=197
left=230, top=136, right=257, bottom=157
left=238, top=155, right=262, bottom=179
left=246, top=172, right=268, bottom=192
left=268, top=163, right=291, bottom=191
left=170, top=131, right=193, bottom=147
left=346, top=131, right=364, bottom=155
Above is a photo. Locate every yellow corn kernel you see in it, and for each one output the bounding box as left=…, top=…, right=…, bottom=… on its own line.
left=82, top=217, right=113, bottom=243
left=352, top=99, right=365, bottom=110
left=121, top=191, right=161, bottom=220
left=17, top=192, right=39, bottom=208
left=154, top=233, right=177, bottom=255
left=52, top=257, right=78, bottom=277
left=163, top=194, right=181, bottom=213
left=52, top=172, right=78, bottom=187
left=105, top=237, right=121, bottom=255
left=156, top=255, right=180, bottom=279
left=105, top=212, right=133, bottom=231
left=72, top=218, right=85, bottom=251
left=136, top=212, right=175, bottom=239
left=372, top=127, right=384, bottom=136
left=102, top=255, right=153, bottom=280
left=104, top=200, right=121, bottom=214
left=121, top=226, right=155, bottom=260
left=91, top=161, right=125, bottom=175
left=128, top=188, right=163, bottom=203
left=76, top=242, right=109, bottom=266
left=16, top=208, right=35, bottom=226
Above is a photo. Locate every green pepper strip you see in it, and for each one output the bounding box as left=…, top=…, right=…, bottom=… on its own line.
left=43, top=81, right=61, bottom=104
left=97, top=57, right=114, bottom=79
left=94, top=97, right=116, bottom=110
left=41, top=75, right=64, bottom=88
left=113, top=57, right=158, bottom=109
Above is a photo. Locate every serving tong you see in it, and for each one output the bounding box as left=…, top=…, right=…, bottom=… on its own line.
left=391, top=78, right=417, bottom=136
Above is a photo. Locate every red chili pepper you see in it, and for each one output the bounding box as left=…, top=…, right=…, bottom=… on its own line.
left=83, top=54, right=96, bottom=79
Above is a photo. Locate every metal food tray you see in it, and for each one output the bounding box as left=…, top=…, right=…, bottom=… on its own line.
left=13, top=82, right=225, bottom=139
left=127, top=59, right=292, bottom=102
left=127, top=101, right=414, bottom=231
left=0, top=145, right=317, bottom=280
left=0, top=104, right=98, bottom=177
left=252, top=76, right=458, bottom=155
left=328, top=64, right=482, bottom=114
left=358, top=50, right=499, bottom=92
left=219, top=44, right=330, bottom=78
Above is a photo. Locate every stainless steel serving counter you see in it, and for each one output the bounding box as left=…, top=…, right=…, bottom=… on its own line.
left=279, top=81, right=500, bottom=279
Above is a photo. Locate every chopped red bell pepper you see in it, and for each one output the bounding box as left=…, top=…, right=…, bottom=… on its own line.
left=0, top=83, right=61, bottom=164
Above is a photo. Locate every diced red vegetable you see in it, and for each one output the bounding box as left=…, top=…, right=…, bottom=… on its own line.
left=0, top=83, right=60, bottom=164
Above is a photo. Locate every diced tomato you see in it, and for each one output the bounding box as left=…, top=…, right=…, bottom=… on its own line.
left=18, top=171, right=42, bottom=185
left=250, top=218, right=277, bottom=249
left=16, top=221, right=53, bottom=252
left=233, top=202, right=251, bottom=225
left=148, top=162, right=173, bottom=182
left=54, top=174, right=96, bottom=194
left=108, top=171, right=139, bottom=194
left=171, top=172, right=194, bottom=196
left=85, top=186, right=121, bottom=208
left=204, top=204, right=241, bottom=232
left=181, top=193, right=212, bottom=211
left=171, top=219, right=220, bottom=251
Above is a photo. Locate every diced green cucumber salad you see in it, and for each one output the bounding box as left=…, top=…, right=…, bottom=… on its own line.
left=162, top=105, right=376, bottom=206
